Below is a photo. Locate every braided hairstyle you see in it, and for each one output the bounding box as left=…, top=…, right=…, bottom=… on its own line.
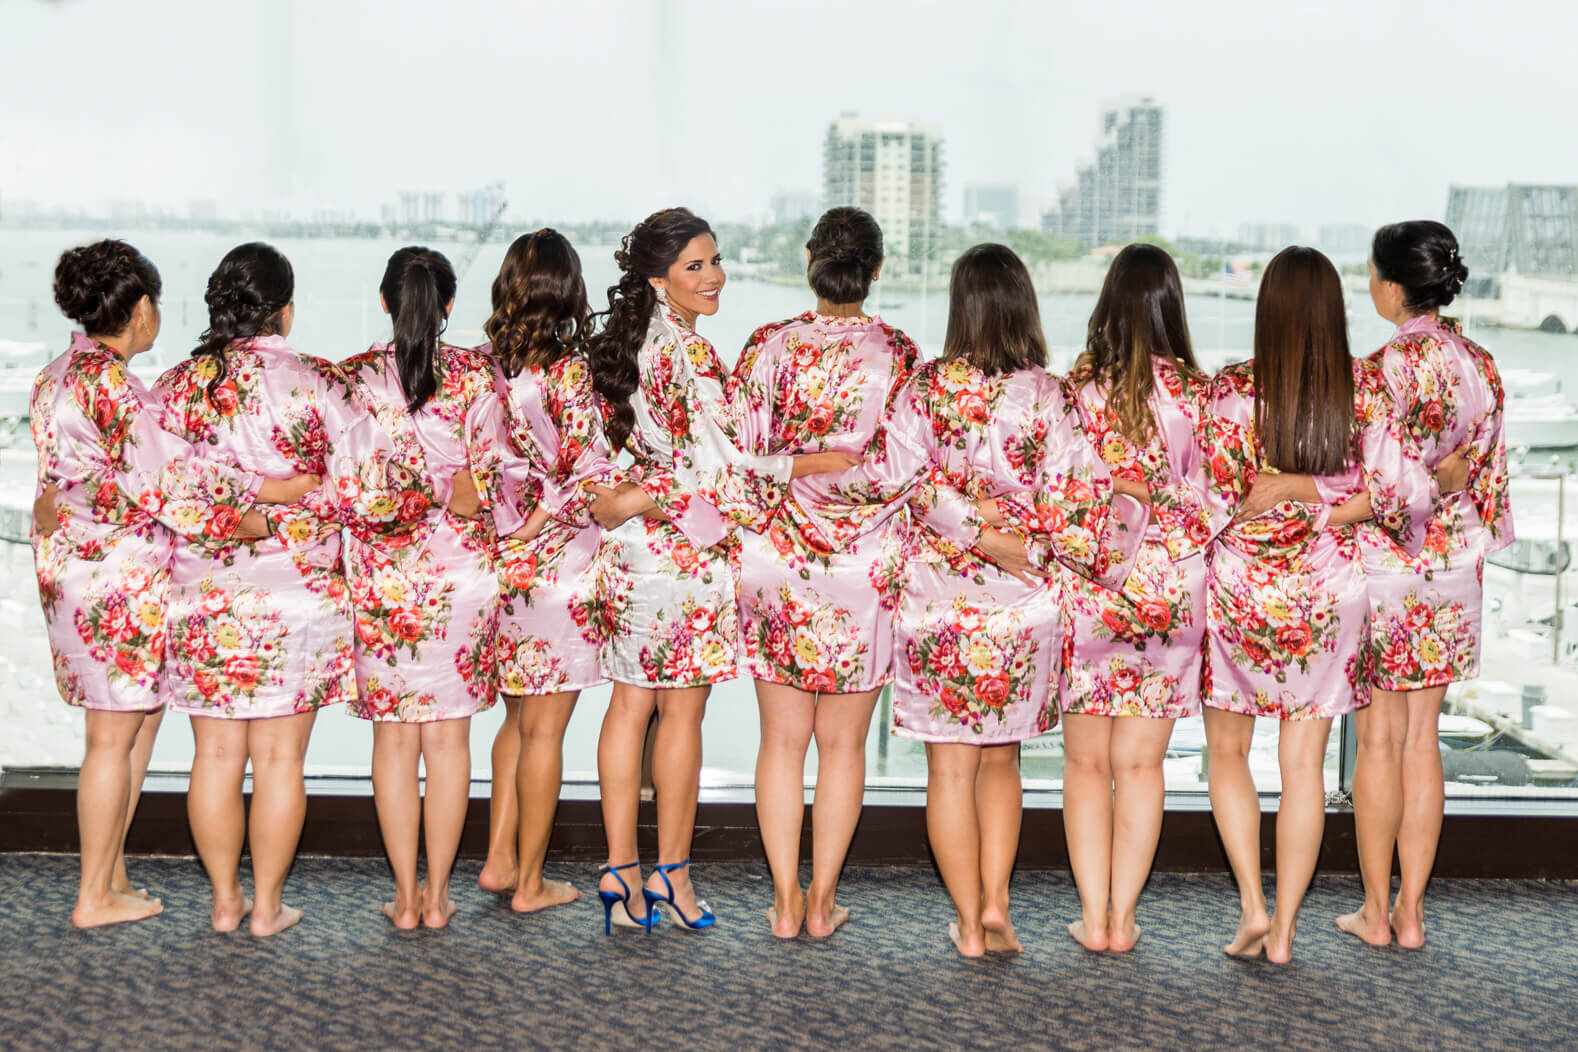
left=485, top=229, right=590, bottom=379
left=380, top=246, right=457, bottom=412
left=53, top=239, right=162, bottom=337
left=192, top=242, right=293, bottom=403
left=1372, top=220, right=1470, bottom=312
left=585, top=207, right=714, bottom=450
left=806, top=207, right=883, bottom=304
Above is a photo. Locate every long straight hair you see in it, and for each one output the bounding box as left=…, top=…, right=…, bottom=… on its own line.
left=1253, top=246, right=1354, bottom=475
left=485, top=229, right=590, bottom=378
left=380, top=246, right=457, bottom=411
left=941, top=243, right=1047, bottom=376
left=1075, top=243, right=1202, bottom=443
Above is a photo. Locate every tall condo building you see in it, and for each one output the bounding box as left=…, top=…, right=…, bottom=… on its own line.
left=823, top=114, right=944, bottom=274
left=1446, top=184, right=1578, bottom=297
left=1042, top=96, right=1164, bottom=248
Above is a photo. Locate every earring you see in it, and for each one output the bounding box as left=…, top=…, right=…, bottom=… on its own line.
left=655, top=286, right=668, bottom=306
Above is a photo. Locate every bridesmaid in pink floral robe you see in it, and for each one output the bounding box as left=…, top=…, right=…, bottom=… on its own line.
left=1338, top=221, right=1514, bottom=951
left=803, top=244, right=1146, bottom=957
left=340, top=247, right=522, bottom=931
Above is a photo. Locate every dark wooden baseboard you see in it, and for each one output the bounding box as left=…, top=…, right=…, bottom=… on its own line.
left=4, top=770, right=1577, bottom=878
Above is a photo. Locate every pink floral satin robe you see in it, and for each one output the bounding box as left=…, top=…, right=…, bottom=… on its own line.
left=338, top=343, right=520, bottom=721
left=1203, top=359, right=1433, bottom=719
left=594, top=308, right=793, bottom=689
left=484, top=346, right=613, bottom=697
left=1359, top=315, right=1513, bottom=689
left=1047, top=360, right=1216, bottom=719
left=30, top=333, right=263, bottom=711
left=726, top=312, right=919, bottom=694
left=802, top=358, right=1146, bottom=744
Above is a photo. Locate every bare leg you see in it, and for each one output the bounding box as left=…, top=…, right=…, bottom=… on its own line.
left=1392, top=685, right=1447, bottom=949
left=1202, top=707, right=1269, bottom=957
left=645, top=686, right=711, bottom=922
left=371, top=721, right=422, bottom=929
left=111, top=707, right=163, bottom=899
left=805, top=687, right=881, bottom=938
left=926, top=742, right=985, bottom=957
left=188, top=716, right=250, bottom=932
left=418, top=717, right=471, bottom=928
left=1337, top=690, right=1404, bottom=947
left=246, top=711, right=315, bottom=937
left=977, top=743, right=1023, bottom=953
left=1107, top=716, right=1175, bottom=952
left=754, top=681, right=815, bottom=938
left=73, top=708, right=163, bottom=927
left=511, top=690, right=581, bottom=913
left=597, top=682, right=656, bottom=920
left=1060, top=713, right=1113, bottom=951
left=1265, top=718, right=1332, bottom=964
left=479, top=697, right=521, bottom=893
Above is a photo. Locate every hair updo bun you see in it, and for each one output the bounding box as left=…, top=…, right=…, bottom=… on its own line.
left=806, top=207, right=883, bottom=305
left=52, top=239, right=162, bottom=336
left=191, top=242, right=294, bottom=402
left=1372, top=220, right=1470, bottom=311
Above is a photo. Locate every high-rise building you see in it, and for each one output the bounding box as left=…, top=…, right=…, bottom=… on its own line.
left=770, top=190, right=818, bottom=226
left=1315, top=223, right=1372, bottom=257
left=823, top=114, right=944, bottom=272
left=456, top=181, right=506, bottom=227
left=963, top=184, right=1020, bottom=230
left=1446, top=184, right=1578, bottom=296
left=1236, top=222, right=1302, bottom=252
left=1042, top=96, right=1163, bottom=248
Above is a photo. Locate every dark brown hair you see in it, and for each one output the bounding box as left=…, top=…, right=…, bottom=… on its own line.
left=53, top=239, right=162, bottom=337
left=586, top=207, right=714, bottom=450
left=486, top=229, right=590, bottom=377
left=1253, top=246, right=1354, bottom=475
left=1075, top=243, right=1202, bottom=444
left=941, top=243, right=1047, bottom=376
left=1372, top=220, right=1469, bottom=312
left=192, top=242, right=293, bottom=403
left=380, top=246, right=457, bottom=412
left=806, top=207, right=882, bottom=304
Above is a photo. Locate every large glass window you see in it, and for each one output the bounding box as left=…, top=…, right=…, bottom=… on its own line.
left=3, top=0, right=1575, bottom=804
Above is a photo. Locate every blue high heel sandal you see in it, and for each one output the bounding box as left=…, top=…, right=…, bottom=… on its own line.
left=598, top=861, right=659, bottom=935
left=642, top=858, right=715, bottom=932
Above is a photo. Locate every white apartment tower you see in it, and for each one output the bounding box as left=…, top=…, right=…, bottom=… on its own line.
left=823, top=114, right=944, bottom=273
left=1044, top=96, right=1164, bottom=248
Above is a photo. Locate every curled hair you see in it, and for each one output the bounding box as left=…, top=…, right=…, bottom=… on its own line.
left=806, top=207, right=883, bottom=304
left=380, top=246, right=457, bottom=412
left=53, top=239, right=162, bottom=337
left=192, top=242, right=294, bottom=403
left=1075, top=243, right=1202, bottom=444
left=1253, top=247, right=1354, bottom=476
left=485, top=229, right=590, bottom=378
left=586, top=207, right=714, bottom=450
left=1372, top=220, right=1469, bottom=312
left=941, top=243, right=1047, bottom=377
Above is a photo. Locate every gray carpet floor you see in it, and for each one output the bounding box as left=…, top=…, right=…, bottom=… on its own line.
left=1, top=854, right=1574, bottom=1051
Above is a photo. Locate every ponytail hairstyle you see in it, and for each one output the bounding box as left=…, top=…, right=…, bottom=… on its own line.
left=941, top=243, right=1047, bottom=377
left=53, top=239, right=162, bottom=337
left=1371, top=220, right=1469, bottom=313
left=485, top=229, right=590, bottom=378
left=192, top=242, right=293, bottom=403
left=806, top=207, right=883, bottom=305
left=380, top=246, right=457, bottom=412
left=1253, top=247, right=1354, bottom=476
left=585, top=207, right=714, bottom=450
left=1076, top=242, right=1202, bottom=444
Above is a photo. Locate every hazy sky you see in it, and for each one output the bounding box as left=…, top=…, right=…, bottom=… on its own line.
left=3, top=0, right=1575, bottom=235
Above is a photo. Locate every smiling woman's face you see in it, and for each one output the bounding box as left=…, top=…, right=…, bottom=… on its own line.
left=654, top=233, right=725, bottom=324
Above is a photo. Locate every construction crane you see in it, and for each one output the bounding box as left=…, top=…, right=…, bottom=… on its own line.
left=456, top=197, right=509, bottom=282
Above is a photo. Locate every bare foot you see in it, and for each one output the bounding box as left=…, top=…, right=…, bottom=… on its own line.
left=948, top=921, right=986, bottom=958
left=1067, top=918, right=1109, bottom=952
left=980, top=904, right=1023, bottom=953
left=111, top=880, right=152, bottom=901
left=1390, top=904, right=1426, bottom=949
left=478, top=860, right=518, bottom=895
left=1264, top=922, right=1295, bottom=965
left=1224, top=912, right=1271, bottom=958
left=510, top=879, right=580, bottom=913
left=211, top=894, right=253, bottom=933
left=805, top=904, right=850, bottom=940
left=1335, top=906, right=1392, bottom=947
left=766, top=892, right=805, bottom=939
left=1107, top=914, right=1142, bottom=953
left=422, top=899, right=458, bottom=929
left=382, top=897, right=420, bottom=931
left=250, top=903, right=302, bottom=938
left=71, top=891, right=164, bottom=929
